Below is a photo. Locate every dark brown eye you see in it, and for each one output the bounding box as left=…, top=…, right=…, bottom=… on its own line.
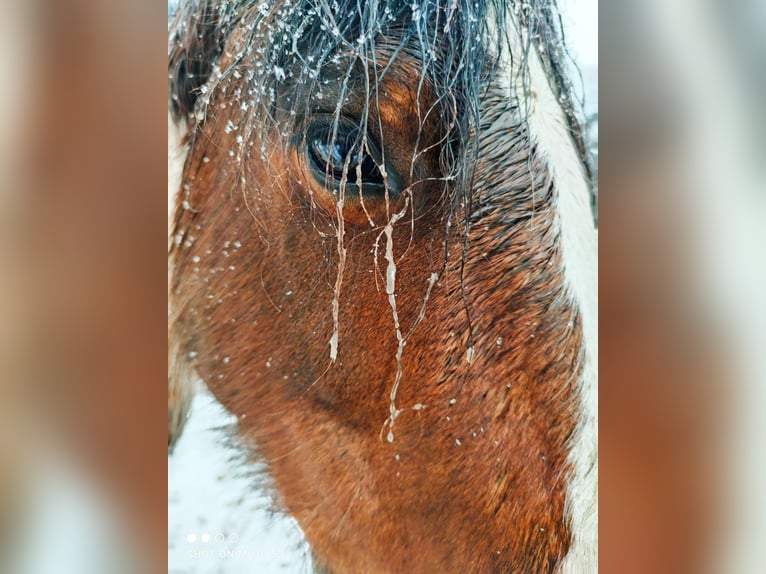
left=309, top=138, right=382, bottom=185
left=305, top=121, right=395, bottom=197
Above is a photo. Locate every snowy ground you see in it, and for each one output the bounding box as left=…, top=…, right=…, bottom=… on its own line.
left=168, top=388, right=312, bottom=574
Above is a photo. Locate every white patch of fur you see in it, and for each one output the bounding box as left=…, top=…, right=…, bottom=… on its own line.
left=496, top=11, right=598, bottom=573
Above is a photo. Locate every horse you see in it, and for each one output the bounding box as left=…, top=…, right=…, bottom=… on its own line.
left=168, top=0, right=597, bottom=571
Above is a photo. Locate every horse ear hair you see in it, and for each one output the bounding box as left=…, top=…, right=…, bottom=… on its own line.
left=168, top=0, right=233, bottom=127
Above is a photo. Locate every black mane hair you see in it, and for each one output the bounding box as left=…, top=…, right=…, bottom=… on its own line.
left=169, top=0, right=591, bottom=204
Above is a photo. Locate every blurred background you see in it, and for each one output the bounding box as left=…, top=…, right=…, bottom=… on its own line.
left=0, top=0, right=763, bottom=573
left=0, top=1, right=166, bottom=572
left=600, top=1, right=766, bottom=572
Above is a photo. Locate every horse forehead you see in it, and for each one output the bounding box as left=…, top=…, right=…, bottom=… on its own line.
left=375, top=63, right=430, bottom=122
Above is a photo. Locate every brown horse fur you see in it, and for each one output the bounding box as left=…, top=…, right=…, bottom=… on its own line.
left=168, top=1, right=595, bottom=572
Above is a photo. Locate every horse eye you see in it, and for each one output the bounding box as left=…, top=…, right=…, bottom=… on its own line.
left=305, top=123, right=386, bottom=192
left=309, top=139, right=359, bottom=176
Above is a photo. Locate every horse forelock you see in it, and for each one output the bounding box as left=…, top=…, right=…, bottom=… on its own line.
left=168, top=0, right=590, bottom=209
